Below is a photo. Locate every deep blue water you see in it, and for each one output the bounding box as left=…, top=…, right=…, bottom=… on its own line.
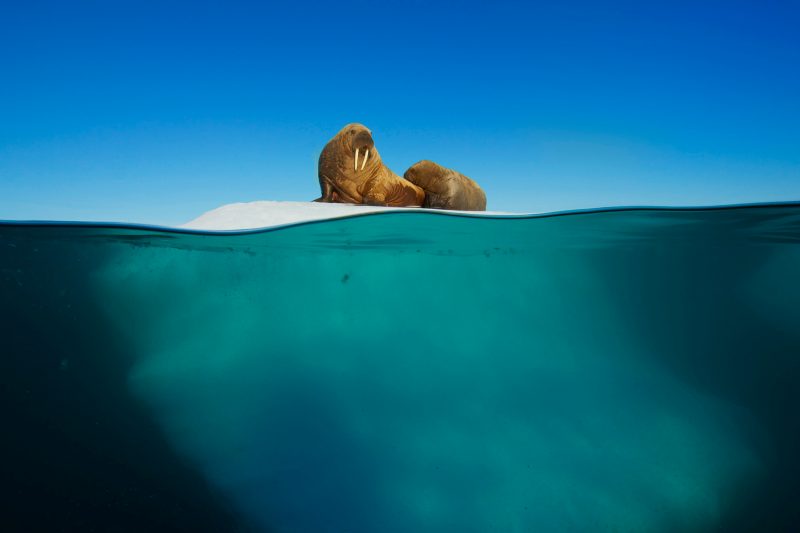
left=2, top=204, right=800, bottom=532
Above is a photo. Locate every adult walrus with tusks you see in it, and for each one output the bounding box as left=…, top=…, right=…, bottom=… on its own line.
left=317, top=123, right=425, bottom=207
left=317, top=123, right=487, bottom=211
left=404, top=160, right=487, bottom=211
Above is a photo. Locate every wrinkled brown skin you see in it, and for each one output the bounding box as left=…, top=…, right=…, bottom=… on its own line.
left=404, top=160, right=487, bottom=211
left=317, top=123, right=425, bottom=207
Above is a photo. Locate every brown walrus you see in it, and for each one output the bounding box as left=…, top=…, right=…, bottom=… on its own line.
left=404, top=160, right=487, bottom=211
left=317, top=123, right=425, bottom=207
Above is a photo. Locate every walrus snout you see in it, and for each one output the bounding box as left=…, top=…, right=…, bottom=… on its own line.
left=352, top=130, right=374, bottom=151
left=351, top=130, right=375, bottom=172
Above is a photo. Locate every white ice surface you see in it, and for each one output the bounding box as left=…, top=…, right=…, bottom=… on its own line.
left=181, top=201, right=514, bottom=230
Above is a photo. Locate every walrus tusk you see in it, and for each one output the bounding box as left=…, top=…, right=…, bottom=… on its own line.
left=361, top=149, right=369, bottom=170
left=354, top=148, right=359, bottom=172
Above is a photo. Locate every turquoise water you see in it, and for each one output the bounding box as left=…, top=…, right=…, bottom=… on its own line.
left=2, top=204, right=800, bottom=532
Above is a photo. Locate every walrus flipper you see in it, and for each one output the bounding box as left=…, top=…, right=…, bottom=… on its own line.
left=319, top=174, right=359, bottom=204
left=317, top=175, right=335, bottom=202
left=384, top=180, right=425, bottom=207
left=404, top=160, right=487, bottom=211
left=361, top=175, right=424, bottom=207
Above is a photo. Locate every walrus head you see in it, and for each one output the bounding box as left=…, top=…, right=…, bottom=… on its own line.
left=336, top=123, right=379, bottom=175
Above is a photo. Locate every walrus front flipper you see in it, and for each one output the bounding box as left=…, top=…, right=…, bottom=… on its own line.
left=404, top=160, right=487, bottom=211
left=361, top=175, right=425, bottom=207
left=317, top=175, right=335, bottom=202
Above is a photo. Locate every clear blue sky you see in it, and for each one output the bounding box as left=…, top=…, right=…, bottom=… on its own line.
left=1, top=1, right=798, bottom=225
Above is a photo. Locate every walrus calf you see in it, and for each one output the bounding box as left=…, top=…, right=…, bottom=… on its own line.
left=317, top=123, right=425, bottom=207
left=404, top=160, right=487, bottom=211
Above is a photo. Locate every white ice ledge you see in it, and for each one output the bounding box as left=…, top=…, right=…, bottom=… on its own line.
left=182, top=201, right=513, bottom=231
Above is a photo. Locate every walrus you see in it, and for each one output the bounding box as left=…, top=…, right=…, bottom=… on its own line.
left=317, top=123, right=425, bottom=207
left=404, top=160, right=487, bottom=211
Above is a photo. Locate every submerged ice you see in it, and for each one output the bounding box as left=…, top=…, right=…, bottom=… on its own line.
left=92, top=208, right=799, bottom=532
left=3, top=205, right=799, bottom=531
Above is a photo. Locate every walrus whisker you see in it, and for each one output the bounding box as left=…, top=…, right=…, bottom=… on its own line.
left=354, top=148, right=359, bottom=172
left=361, top=149, right=369, bottom=170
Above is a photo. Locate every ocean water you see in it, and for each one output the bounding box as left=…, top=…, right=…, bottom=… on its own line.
left=2, top=204, right=799, bottom=532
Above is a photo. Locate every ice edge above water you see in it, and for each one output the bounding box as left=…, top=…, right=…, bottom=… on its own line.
left=1, top=200, right=799, bottom=235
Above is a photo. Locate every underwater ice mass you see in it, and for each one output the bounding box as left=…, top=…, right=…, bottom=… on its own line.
left=3, top=204, right=800, bottom=531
